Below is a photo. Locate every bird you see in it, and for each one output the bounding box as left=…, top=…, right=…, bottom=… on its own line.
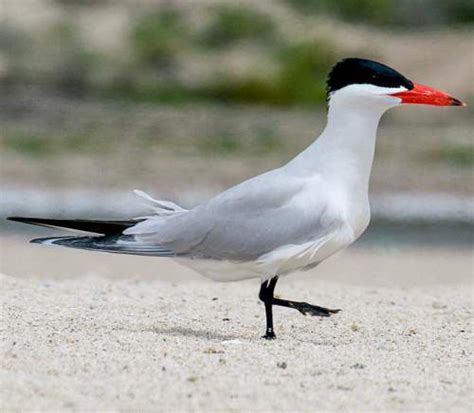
left=8, top=58, right=465, bottom=339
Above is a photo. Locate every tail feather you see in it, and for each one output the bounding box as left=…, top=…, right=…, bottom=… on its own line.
left=133, top=190, right=186, bottom=216
left=31, top=234, right=175, bottom=257
left=7, top=214, right=175, bottom=257
left=7, top=217, right=139, bottom=235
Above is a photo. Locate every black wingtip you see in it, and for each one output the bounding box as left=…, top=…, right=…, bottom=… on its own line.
left=30, top=237, right=47, bottom=244
left=7, top=216, right=32, bottom=223
left=6, top=217, right=138, bottom=235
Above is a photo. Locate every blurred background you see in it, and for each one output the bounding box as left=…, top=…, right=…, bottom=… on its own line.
left=0, top=0, right=473, bottom=255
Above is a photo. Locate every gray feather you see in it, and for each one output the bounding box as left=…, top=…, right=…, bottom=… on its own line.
left=31, top=234, right=175, bottom=257
left=125, top=169, right=334, bottom=261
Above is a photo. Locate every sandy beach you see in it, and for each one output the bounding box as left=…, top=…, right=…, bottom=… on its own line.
left=1, top=236, right=472, bottom=412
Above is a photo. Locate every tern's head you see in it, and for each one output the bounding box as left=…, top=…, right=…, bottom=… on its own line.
left=326, top=58, right=465, bottom=110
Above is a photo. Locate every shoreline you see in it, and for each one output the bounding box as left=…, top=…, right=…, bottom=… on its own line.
left=2, top=187, right=473, bottom=222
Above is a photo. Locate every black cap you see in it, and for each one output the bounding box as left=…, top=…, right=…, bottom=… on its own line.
left=327, top=58, right=414, bottom=96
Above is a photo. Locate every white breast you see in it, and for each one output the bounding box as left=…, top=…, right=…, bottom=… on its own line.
left=346, top=197, right=371, bottom=240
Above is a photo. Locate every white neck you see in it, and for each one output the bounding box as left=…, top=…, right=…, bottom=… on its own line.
left=286, top=98, right=391, bottom=195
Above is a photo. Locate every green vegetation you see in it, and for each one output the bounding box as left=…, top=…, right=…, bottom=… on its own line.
left=283, top=0, right=395, bottom=25
left=274, top=41, right=336, bottom=104
left=253, top=129, right=283, bottom=154
left=323, top=0, right=394, bottom=26
left=107, top=37, right=339, bottom=106
left=102, top=81, right=202, bottom=105
left=1, top=108, right=288, bottom=159
left=1, top=131, right=113, bottom=157
left=422, top=144, right=474, bottom=168
left=446, top=0, right=474, bottom=24
left=1, top=1, right=472, bottom=108
left=130, top=8, right=187, bottom=68
left=199, top=40, right=338, bottom=105
left=199, top=6, right=276, bottom=48
left=199, top=128, right=283, bottom=156
left=200, top=134, right=243, bottom=154
left=0, top=3, right=347, bottom=106
left=2, top=133, right=55, bottom=156
left=115, top=6, right=324, bottom=106
left=283, top=0, right=474, bottom=26
left=438, top=146, right=474, bottom=167
left=0, top=21, right=98, bottom=94
left=54, top=0, right=108, bottom=5
left=48, top=23, right=98, bottom=94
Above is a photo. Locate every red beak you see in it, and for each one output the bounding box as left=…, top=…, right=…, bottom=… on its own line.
left=391, top=82, right=466, bottom=106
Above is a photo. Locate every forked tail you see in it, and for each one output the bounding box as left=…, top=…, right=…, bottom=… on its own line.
left=7, top=216, right=175, bottom=257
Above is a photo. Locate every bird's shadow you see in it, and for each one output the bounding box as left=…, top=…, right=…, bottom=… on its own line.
left=143, top=326, right=248, bottom=342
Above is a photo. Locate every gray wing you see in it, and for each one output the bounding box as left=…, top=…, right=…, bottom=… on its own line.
left=125, top=168, right=335, bottom=261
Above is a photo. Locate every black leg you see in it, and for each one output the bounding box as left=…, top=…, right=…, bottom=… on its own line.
left=258, top=276, right=341, bottom=339
left=259, top=276, right=278, bottom=339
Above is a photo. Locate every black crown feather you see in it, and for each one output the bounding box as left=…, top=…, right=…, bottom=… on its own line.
left=327, top=58, right=414, bottom=97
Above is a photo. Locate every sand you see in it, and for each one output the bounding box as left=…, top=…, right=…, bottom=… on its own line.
left=1, top=237, right=473, bottom=412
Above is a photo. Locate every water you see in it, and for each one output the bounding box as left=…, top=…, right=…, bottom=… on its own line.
left=1, top=188, right=473, bottom=246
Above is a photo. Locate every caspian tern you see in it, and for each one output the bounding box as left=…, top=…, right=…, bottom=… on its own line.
left=9, top=58, right=465, bottom=339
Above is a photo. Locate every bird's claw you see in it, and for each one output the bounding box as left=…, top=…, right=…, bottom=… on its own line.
left=294, top=302, right=341, bottom=317
left=262, top=331, right=276, bottom=340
